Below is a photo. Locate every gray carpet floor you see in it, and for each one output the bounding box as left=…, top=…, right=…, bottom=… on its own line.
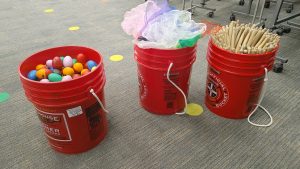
left=0, top=0, right=299, bottom=168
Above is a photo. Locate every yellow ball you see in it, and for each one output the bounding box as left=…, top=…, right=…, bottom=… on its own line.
left=91, top=66, right=97, bottom=72
left=73, top=63, right=83, bottom=73
left=36, top=69, right=51, bottom=80
left=62, top=67, right=75, bottom=76
left=36, top=64, right=47, bottom=70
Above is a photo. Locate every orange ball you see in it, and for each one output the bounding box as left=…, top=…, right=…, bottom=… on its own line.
left=62, top=67, right=75, bottom=76
left=73, top=63, right=83, bottom=73
left=36, top=64, right=47, bottom=70
left=81, top=69, right=90, bottom=76
left=36, top=68, right=51, bottom=79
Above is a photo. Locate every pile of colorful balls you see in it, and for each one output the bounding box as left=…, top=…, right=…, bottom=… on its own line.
left=27, top=53, right=97, bottom=82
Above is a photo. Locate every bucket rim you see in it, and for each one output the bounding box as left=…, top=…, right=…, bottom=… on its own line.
left=135, top=48, right=197, bottom=60
left=26, top=76, right=106, bottom=103
left=28, top=78, right=106, bottom=108
left=134, top=44, right=197, bottom=52
left=207, top=58, right=272, bottom=77
left=209, top=39, right=279, bottom=57
left=23, top=70, right=105, bottom=94
left=208, top=48, right=276, bottom=65
left=136, top=56, right=196, bottom=71
left=207, top=55, right=272, bottom=71
left=135, top=53, right=196, bottom=64
left=18, top=45, right=104, bottom=85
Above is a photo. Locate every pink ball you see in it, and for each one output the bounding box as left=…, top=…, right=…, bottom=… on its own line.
left=46, top=60, right=53, bottom=68
left=62, top=75, right=72, bottom=81
left=40, top=79, right=50, bottom=83
left=63, top=56, right=73, bottom=67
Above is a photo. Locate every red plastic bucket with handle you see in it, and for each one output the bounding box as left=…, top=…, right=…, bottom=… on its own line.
left=18, top=46, right=108, bottom=154
left=205, top=40, right=278, bottom=119
left=134, top=45, right=197, bottom=115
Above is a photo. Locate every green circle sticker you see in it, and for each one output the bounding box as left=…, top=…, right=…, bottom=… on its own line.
left=0, top=92, right=9, bottom=103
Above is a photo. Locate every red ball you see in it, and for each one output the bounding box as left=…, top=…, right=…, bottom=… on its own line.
left=72, top=74, right=81, bottom=79
left=45, top=69, right=52, bottom=77
left=52, top=56, right=63, bottom=69
left=77, top=53, right=87, bottom=64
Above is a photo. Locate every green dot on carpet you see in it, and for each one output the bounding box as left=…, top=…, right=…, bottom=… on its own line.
left=0, top=92, right=10, bottom=103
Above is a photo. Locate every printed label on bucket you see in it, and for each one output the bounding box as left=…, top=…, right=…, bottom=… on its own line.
left=85, top=102, right=102, bottom=140
left=67, top=106, right=83, bottom=118
left=163, top=72, right=180, bottom=109
left=206, top=68, right=229, bottom=108
left=36, top=109, right=72, bottom=142
left=138, top=72, right=148, bottom=101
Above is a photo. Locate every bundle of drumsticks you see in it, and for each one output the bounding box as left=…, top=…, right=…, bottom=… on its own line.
left=211, top=21, right=280, bottom=54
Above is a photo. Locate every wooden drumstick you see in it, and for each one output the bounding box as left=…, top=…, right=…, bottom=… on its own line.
left=247, top=29, right=258, bottom=47
left=225, top=25, right=230, bottom=46
left=254, top=47, right=259, bottom=54
left=230, top=27, right=237, bottom=50
left=255, top=33, right=266, bottom=48
left=224, top=46, right=230, bottom=50
left=242, top=28, right=252, bottom=48
left=212, top=35, right=222, bottom=48
left=235, top=26, right=244, bottom=47
left=251, top=28, right=265, bottom=47
left=258, top=36, right=270, bottom=49
left=215, top=36, right=222, bottom=44
left=228, top=22, right=234, bottom=47
left=268, top=44, right=275, bottom=52
left=236, top=27, right=249, bottom=51
left=233, top=27, right=242, bottom=52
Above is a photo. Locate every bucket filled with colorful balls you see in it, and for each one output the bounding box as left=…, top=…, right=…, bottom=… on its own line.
left=18, top=46, right=108, bottom=154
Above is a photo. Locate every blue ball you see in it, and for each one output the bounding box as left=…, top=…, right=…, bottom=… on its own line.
left=87, top=60, right=97, bottom=70
left=27, top=70, right=38, bottom=81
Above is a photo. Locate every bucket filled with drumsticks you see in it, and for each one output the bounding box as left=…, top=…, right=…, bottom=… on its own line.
left=205, top=21, right=279, bottom=126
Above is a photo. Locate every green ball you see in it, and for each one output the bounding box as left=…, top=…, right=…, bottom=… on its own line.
left=48, top=73, right=62, bottom=82
left=60, top=56, right=64, bottom=62
left=72, top=58, right=77, bottom=64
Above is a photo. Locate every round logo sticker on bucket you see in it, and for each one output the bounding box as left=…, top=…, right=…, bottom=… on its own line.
left=206, top=68, right=229, bottom=108
left=138, top=71, right=148, bottom=101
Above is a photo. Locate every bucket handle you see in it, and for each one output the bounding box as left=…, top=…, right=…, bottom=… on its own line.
left=247, top=68, right=273, bottom=127
left=90, top=89, right=109, bottom=113
left=167, top=62, right=187, bottom=115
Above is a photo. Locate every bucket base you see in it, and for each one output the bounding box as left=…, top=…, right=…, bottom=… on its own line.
left=140, top=102, right=178, bottom=115
left=205, top=101, right=248, bottom=119
left=50, top=119, right=108, bottom=154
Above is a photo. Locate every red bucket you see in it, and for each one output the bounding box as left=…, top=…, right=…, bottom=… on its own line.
left=18, top=46, right=108, bottom=154
left=134, top=45, right=197, bottom=115
left=205, top=40, right=278, bottom=119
